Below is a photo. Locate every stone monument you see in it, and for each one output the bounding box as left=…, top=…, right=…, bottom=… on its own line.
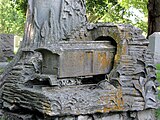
left=0, top=34, right=14, bottom=62
left=0, top=34, right=14, bottom=75
left=148, top=32, right=160, bottom=64
left=0, top=0, right=158, bottom=119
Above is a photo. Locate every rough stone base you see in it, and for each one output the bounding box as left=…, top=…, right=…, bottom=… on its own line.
left=0, top=109, right=155, bottom=120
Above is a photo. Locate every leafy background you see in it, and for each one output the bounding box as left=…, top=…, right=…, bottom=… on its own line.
left=0, top=0, right=148, bottom=36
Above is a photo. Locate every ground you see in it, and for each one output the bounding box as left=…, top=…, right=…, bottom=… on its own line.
left=156, top=64, right=160, bottom=119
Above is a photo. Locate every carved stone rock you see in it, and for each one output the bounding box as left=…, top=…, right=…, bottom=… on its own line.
left=0, top=0, right=158, bottom=120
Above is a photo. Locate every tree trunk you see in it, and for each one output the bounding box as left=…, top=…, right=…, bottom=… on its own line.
left=148, top=0, right=160, bottom=37
left=23, top=0, right=87, bottom=48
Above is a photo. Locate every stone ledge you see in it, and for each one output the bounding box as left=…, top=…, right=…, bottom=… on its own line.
left=3, top=82, right=123, bottom=116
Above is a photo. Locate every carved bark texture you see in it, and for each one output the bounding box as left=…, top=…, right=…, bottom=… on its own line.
left=1, top=109, right=156, bottom=120
left=0, top=0, right=158, bottom=120
left=24, top=0, right=87, bottom=48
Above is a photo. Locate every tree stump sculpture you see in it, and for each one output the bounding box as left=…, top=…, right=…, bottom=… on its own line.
left=0, top=0, right=158, bottom=119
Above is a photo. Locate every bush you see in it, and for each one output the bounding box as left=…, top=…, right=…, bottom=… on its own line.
left=0, top=0, right=25, bottom=35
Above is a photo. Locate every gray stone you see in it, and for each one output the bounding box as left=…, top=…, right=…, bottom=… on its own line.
left=148, top=32, right=160, bottom=64
left=0, top=34, right=14, bottom=62
left=1, top=111, right=34, bottom=120
left=77, top=115, right=93, bottom=120
left=137, top=109, right=155, bottom=120
left=0, top=62, right=8, bottom=69
left=0, top=0, right=158, bottom=119
left=61, top=116, right=75, bottom=120
left=93, top=114, right=123, bottom=120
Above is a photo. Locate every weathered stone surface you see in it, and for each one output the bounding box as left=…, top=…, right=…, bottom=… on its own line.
left=77, top=115, right=93, bottom=120
left=0, top=0, right=158, bottom=119
left=0, top=109, right=156, bottom=120
left=148, top=32, right=160, bottom=63
left=0, top=62, right=8, bottom=70
left=137, top=109, right=155, bottom=120
left=2, top=82, right=123, bottom=116
left=0, top=34, right=14, bottom=62
left=0, top=34, right=14, bottom=80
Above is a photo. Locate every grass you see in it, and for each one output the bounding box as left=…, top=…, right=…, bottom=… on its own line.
left=156, top=64, right=160, bottom=119
left=156, top=64, right=160, bottom=84
left=157, top=65, right=160, bottom=91
left=156, top=64, right=160, bottom=91
left=157, top=73, right=160, bottom=83
left=157, top=64, right=160, bottom=71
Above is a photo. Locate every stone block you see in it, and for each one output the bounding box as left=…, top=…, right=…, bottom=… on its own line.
left=148, top=32, right=160, bottom=63
left=0, top=34, right=14, bottom=62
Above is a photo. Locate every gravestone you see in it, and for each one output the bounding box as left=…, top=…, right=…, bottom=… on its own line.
left=0, top=34, right=14, bottom=62
left=148, top=32, right=160, bottom=63
left=14, top=35, right=23, bottom=53
left=0, top=34, right=14, bottom=75
left=0, top=0, right=158, bottom=120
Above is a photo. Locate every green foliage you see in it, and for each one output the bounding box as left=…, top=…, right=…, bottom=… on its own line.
left=156, top=64, right=160, bottom=90
left=86, top=0, right=148, bottom=34
left=118, top=0, right=148, bottom=15
left=156, top=108, right=160, bottom=120
left=86, top=0, right=125, bottom=22
left=0, top=0, right=26, bottom=35
left=0, top=0, right=148, bottom=35
left=14, top=0, right=27, bottom=16
left=156, top=64, right=160, bottom=120
left=156, top=64, right=160, bottom=87
left=0, top=116, right=5, bottom=120
left=157, top=73, right=160, bottom=83
left=156, top=64, right=160, bottom=70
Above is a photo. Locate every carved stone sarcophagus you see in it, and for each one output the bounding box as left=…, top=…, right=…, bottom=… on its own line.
left=0, top=0, right=158, bottom=119
left=35, top=41, right=116, bottom=78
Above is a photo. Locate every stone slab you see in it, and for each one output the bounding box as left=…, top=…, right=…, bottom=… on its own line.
left=148, top=32, right=160, bottom=63
left=0, top=34, right=14, bottom=62
left=3, top=83, right=123, bottom=116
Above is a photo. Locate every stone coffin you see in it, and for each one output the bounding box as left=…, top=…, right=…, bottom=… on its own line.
left=35, top=41, right=116, bottom=78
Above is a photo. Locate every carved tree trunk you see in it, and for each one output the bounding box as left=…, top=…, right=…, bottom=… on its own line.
left=148, top=0, right=160, bottom=37
left=0, top=0, right=158, bottom=120
left=23, top=0, right=87, bottom=49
